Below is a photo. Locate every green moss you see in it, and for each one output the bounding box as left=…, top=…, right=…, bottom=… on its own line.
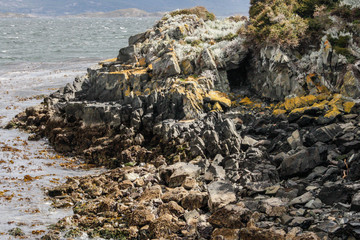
left=216, top=33, right=237, bottom=42
left=189, top=39, right=202, bottom=46
left=169, top=6, right=215, bottom=21
left=328, top=35, right=351, bottom=48
left=124, top=161, right=136, bottom=167
left=88, top=228, right=127, bottom=239
left=296, top=0, right=337, bottom=18
left=334, top=46, right=356, bottom=63
left=64, top=229, right=82, bottom=238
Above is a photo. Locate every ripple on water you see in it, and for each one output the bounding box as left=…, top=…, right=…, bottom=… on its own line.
left=0, top=61, right=104, bottom=238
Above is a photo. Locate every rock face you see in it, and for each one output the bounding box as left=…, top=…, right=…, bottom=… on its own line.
left=9, top=5, right=360, bottom=240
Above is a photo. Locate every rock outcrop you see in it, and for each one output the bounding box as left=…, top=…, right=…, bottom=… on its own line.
left=8, top=4, right=360, bottom=240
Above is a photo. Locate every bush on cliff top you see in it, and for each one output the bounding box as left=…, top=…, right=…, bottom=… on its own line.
left=246, top=0, right=308, bottom=48
left=169, top=6, right=215, bottom=21
left=247, top=0, right=360, bottom=51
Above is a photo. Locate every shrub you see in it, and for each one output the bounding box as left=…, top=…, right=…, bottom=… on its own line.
left=169, top=6, right=215, bottom=21
left=296, top=0, right=337, bottom=18
left=246, top=0, right=308, bottom=48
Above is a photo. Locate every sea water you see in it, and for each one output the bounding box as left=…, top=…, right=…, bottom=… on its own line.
left=0, top=17, right=157, bottom=238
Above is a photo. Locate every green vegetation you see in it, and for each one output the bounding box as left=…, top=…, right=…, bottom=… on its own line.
left=328, top=35, right=357, bottom=63
left=247, top=0, right=360, bottom=58
left=216, top=33, right=237, bottom=42
left=246, top=0, right=308, bottom=48
left=169, top=6, right=215, bottom=21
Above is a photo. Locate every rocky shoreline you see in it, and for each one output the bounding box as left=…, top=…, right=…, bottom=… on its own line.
left=8, top=4, right=360, bottom=240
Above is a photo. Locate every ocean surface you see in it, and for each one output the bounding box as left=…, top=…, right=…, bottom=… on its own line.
left=0, top=17, right=157, bottom=64
left=0, top=17, right=157, bottom=238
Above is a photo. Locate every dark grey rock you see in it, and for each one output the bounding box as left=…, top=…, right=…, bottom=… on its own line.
left=318, top=184, right=352, bottom=205
left=351, top=192, right=360, bottom=211
left=279, top=147, right=323, bottom=178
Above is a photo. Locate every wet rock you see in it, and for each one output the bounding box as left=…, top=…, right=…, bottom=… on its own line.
left=207, top=181, right=237, bottom=211
left=279, top=148, right=323, bottom=178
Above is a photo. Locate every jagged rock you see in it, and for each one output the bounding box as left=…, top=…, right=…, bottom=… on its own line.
left=149, top=213, right=183, bottom=238
left=287, top=130, right=302, bottom=150
left=315, top=221, right=341, bottom=235
left=165, top=162, right=201, bottom=188
left=117, top=45, right=137, bottom=63
left=318, top=184, right=352, bottom=205
left=158, top=201, right=184, bottom=217
left=208, top=204, right=251, bottom=228
left=129, top=206, right=155, bottom=226
left=207, top=181, right=236, bottom=211
left=211, top=228, right=240, bottom=240
left=279, top=148, right=323, bottom=178
left=152, top=52, right=181, bottom=78
left=204, top=164, right=226, bottom=181
left=181, top=191, right=208, bottom=210
left=312, top=124, right=342, bottom=143
left=351, top=192, right=360, bottom=211
left=289, top=192, right=313, bottom=206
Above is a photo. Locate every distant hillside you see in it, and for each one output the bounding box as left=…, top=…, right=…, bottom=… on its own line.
left=72, top=8, right=164, bottom=18
left=0, top=12, right=34, bottom=18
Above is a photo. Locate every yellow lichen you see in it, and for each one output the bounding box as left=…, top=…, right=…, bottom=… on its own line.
left=124, top=86, right=131, bottom=97
left=324, top=105, right=341, bottom=119
left=99, top=58, right=117, bottom=65
left=343, top=101, right=355, bottom=114
left=138, top=57, right=147, bottom=67
left=206, top=91, right=232, bottom=108
left=212, top=102, right=223, bottom=112
left=273, top=109, right=286, bottom=115
left=239, top=97, right=253, bottom=106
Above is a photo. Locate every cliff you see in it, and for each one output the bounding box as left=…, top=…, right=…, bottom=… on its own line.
left=9, top=4, right=360, bottom=240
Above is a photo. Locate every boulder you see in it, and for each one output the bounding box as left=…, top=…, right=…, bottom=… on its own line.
left=211, top=228, right=240, bottom=240
left=208, top=204, right=251, bottom=228
left=152, top=52, right=181, bottom=78
left=351, top=192, right=360, bottom=211
left=207, top=181, right=236, bottom=211
left=279, top=147, right=323, bottom=178
left=312, top=124, right=342, bottom=143
left=318, top=184, right=352, bottom=205
left=117, top=45, right=137, bottom=63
